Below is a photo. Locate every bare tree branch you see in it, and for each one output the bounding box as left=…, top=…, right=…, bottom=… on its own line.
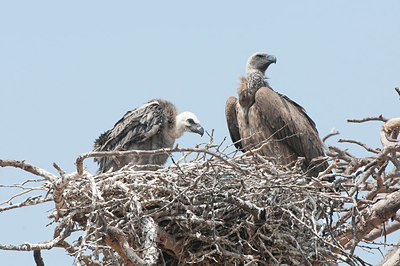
left=0, top=196, right=51, bottom=213
left=0, top=159, right=57, bottom=182
left=336, top=190, right=400, bottom=249
left=323, top=128, right=340, bottom=143
left=364, top=214, right=400, bottom=242
left=347, top=115, right=389, bottom=123
left=0, top=221, right=72, bottom=251
left=103, top=226, right=145, bottom=266
left=338, top=138, right=380, bottom=154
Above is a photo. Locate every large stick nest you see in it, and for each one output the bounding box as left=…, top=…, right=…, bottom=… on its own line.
left=2, top=116, right=400, bottom=265
left=69, top=148, right=344, bottom=265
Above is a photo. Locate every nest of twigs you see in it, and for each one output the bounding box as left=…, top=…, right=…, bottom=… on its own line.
left=2, top=116, right=400, bottom=265
left=67, top=148, right=346, bottom=265
left=63, top=124, right=384, bottom=266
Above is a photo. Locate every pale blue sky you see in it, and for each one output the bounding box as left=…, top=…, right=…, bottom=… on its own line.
left=1, top=1, right=399, bottom=265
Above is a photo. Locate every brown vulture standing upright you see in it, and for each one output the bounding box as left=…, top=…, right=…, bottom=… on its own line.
left=94, top=98, right=204, bottom=173
left=225, top=52, right=328, bottom=177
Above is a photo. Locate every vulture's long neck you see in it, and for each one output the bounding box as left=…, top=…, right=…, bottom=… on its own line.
left=239, top=69, right=267, bottom=123
left=247, top=69, right=267, bottom=93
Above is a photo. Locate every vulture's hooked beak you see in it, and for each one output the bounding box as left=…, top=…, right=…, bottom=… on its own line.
left=267, top=54, right=277, bottom=64
left=187, top=123, right=205, bottom=137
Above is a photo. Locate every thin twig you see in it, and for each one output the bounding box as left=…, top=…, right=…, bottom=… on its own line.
left=323, top=128, right=340, bottom=143
left=395, top=87, right=400, bottom=98
left=338, top=139, right=379, bottom=154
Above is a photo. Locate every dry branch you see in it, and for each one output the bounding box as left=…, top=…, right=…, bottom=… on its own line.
left=364, top=214, right=400, bottom=242
left=0, top=159, right=57, bottom=182
left=335, top=190, right=400, bottom=249
left=347, top=115, right=389, bottom=123
left=103, top=225, right=145, bottom=265
left=0, top=221, right=72, bottom=251
left=338, top=139, right=379, bottom=154
left=0, top=196, right=51, bottom=213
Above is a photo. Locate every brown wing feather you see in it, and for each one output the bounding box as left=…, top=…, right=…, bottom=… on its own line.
left=225, top=96, right=244, bottom=151
left=94, top=100, right=163, bottom=153
left=93, top=99, right=180, bottom=173
left=254, top=87, right=325, bottom=165
left=93, top=100, right=165, bottom=174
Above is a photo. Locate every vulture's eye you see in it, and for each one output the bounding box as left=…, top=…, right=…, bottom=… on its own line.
left=256, top=54, right=265, bottom=58
left=187, top=118, right=195, bottom=124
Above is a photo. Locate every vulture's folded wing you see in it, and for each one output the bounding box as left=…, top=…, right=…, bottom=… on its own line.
left=225, top=96, right=244, bottom=151
left=94, top=100, right=163, bottom=152
left=254, top=86, right=324, bottom=163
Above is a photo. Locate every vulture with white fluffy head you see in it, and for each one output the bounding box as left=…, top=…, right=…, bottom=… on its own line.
left=225, top=53, right=328, bottom=177
left=94, top=99, right=204, bottom=173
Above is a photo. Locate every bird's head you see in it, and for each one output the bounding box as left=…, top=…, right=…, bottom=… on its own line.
left=173, top=112, right=204, bottom=138
left=246, top=52, right=277, bottom=75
